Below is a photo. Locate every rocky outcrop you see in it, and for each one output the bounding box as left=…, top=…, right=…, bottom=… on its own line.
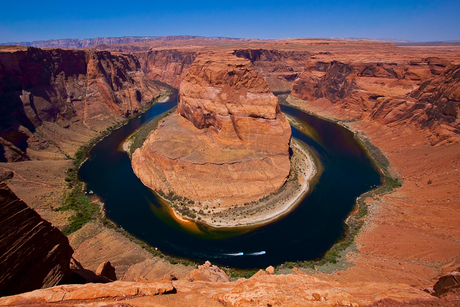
left=411, top=64, right=460, bottom=142
left=136, top=49, right=197, bottom=87
left=0, top=46, right=168, bottom=162
left=0, top=271, right=434, bottom=306
left=135, top=48, right=311, bottom=91
left=132, top=53, right=291, bottom=207
left=0, top=181, right=73, bottom=296
left=430, top=266, right=460, bottom=297
left=291, top=57, right=459, bottom=144
left=0, top=281, right=176, bottom=305
left=187, top=261, right=230, bottom=282
left=233, top=49, right=312, bottom=91
left=95, top=261, right=117, bottom=281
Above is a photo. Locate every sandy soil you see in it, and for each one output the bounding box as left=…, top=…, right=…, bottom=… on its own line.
left=0, top=160, right=73, bottom=229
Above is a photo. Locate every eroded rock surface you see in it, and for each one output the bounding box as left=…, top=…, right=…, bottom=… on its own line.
left=132, top=53, right=291, bottom=206
left=0, top=46, right=169, bottom=162
left=0, top=271, right=434, bottom=307
left=0, top=181, right=73, bottom=296
left=291, top=57, right=460, bottom=144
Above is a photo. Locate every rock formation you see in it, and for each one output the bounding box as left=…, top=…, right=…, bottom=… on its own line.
left=186, top=261, right=230, bottom=282
left=0, top=46, right=169, bottom=162
left=136, top=48, right=311, bottom=90
left=137, top=49, right=198, bottom=87
left=233, top=49, right=312, bottom=91
left=0, top=181, right=73, bottom=296
left=290, top=57, right=460, bottom=144
left=132, top=53, right=291, bottom=207
left=0, top=270, right=436, bottom=306
left=95, top=261, right=117, bottom=281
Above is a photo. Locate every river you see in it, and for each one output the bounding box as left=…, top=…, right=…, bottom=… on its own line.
left=78, top=93, right=381, bottom=269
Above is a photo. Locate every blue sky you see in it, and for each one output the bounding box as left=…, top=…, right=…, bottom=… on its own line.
left=1, top=0, right=459, bottom=43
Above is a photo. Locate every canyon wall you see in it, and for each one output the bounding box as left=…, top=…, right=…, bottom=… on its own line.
left=136, top=49, right=197, bottom=87
left=0, top=46, right=168, bottom=162
left=134, top=48, right=311, bottom=91
left=233, top=49, right=311, bottom=91
left=291, top=57, right=459, bottom=144
left=0, top=181, right=73, bottom=296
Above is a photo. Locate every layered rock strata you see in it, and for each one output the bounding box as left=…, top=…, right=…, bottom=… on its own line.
left=132, top=53, right=291, bottom=207
left=135, top=48, right=311, bottom=90
left=0, top=181, right=73, bottom=296
left=291, top=58, right=460, bottom=144
left=0, top=46, right=169, bottom=162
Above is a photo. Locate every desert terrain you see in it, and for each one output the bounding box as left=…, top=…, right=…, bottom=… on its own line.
left=0, top=38, right=459, bottom=306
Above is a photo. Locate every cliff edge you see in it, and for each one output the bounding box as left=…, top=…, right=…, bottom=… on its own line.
left=0, top=181, right=73, bottom=296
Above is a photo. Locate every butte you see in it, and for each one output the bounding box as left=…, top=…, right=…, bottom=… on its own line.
left=132, top=53, right=292, bottom=216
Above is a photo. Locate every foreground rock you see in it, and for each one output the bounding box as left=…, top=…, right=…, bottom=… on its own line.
left=0, top=271, right=434, bottom=306
left=132, top=53, right=291, bottom=207
left=187, top=261, right=230, bottom=282
left=68, top=222, right=194, bottom=281
left=0, top=181, right=73, bottom=296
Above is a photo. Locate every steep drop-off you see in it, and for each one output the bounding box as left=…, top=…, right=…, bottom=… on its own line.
left=0, top=181, right=73, bottom=296
left=0, top=46, right=169, bottom=162
left=291, top=57, right=459, bottom=144
left=132, top=53, right=291, bottom=207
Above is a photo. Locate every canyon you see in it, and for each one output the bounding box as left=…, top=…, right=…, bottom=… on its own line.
left=0, top=38, right=459, bottom=305
left=0, top=45, right=170, bottom=163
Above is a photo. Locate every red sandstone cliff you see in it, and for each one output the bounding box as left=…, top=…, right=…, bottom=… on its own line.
left=134, top=48, right=311, bottom=91
left=0, top=46, right=169, bottom=162
left=0, top=181, right=73, bottom=296
left=291, top=57, right=459, bottom=144
left=132, top=53, right=291, bottom=207
left=233, top=49, right=311, bottom=91
left=136, top=49, right=197, bottom=87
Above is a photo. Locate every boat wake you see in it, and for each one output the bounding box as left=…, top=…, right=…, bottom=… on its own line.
left=223, top=251, right=266, bottom=257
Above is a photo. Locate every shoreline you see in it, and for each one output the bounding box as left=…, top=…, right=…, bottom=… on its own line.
left=156, top=138, right=320, bottom=229
left=121, top=97, right=176, bottom=155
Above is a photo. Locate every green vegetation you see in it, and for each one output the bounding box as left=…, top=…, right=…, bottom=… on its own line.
left=156, top=189, right=200, bottom=220
left=128, top=106, right=177, bottom=156
left=60, top=187, right=99, bottom=235
left=274, top=95, right=404, bottom=272
left=224, top=268, right=259, bottom=279
left=60, top=92, right=172, bottom=235
left=60, top=124, right=125, bottom=235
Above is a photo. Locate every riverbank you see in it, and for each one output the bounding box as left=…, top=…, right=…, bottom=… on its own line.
left=281, top=94, right=460, bottom=289
left=155, top=138, right=320, bottom=229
